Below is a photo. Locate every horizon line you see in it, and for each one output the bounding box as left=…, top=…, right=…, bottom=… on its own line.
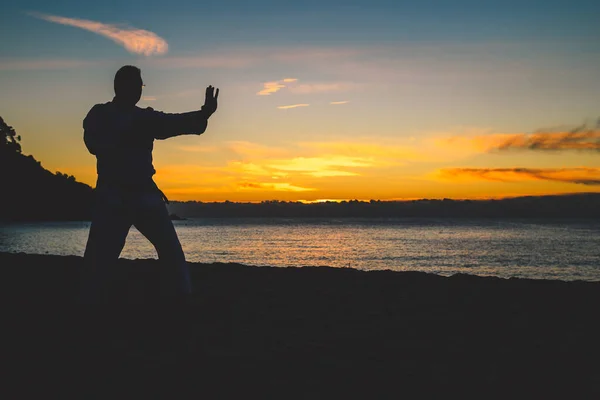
left=166, top=192, right=600, bottom=204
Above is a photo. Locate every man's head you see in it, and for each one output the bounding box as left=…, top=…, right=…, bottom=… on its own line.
left=114, top=65, right=143, bottom=106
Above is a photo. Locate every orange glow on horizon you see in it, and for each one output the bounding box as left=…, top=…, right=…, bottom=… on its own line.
left=19, top=118, right=600, bottom=203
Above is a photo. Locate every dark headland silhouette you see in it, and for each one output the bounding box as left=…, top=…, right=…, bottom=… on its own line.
left=0, top=116, right=93, bottom=221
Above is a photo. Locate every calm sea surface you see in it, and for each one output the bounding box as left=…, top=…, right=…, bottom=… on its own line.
left=1, top=218, right=599, bottom=281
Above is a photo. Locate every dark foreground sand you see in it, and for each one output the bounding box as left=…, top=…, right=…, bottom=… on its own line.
left=3, top=252, right=600, bottom=398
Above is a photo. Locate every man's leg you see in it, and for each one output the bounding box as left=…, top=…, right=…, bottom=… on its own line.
left=81, top=187, right=132, bottom=304
left=133, top=192, right=192, bottom=299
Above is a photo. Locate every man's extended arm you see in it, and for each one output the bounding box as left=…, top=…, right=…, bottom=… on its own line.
left=147, top=85, right=219, bottom=140
left=146, top=108, right=211, bottom=139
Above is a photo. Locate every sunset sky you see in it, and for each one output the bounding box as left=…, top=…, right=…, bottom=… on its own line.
left=1, top=0, right=600, bottom=201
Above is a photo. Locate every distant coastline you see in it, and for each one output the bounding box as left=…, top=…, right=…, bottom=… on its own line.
left=165, top=193, right=600, bottom=219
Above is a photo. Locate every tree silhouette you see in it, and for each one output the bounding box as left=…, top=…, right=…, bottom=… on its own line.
left=0, top=116, right=22, bottom=154
left=0, top=115, right=94, bottom=221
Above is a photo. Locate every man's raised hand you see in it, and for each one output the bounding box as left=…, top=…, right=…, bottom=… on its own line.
left=203, top=85, right=219, bottom=116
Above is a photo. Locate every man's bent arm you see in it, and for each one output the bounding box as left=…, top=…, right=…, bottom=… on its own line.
left=147, top=108, right=211, bottom=140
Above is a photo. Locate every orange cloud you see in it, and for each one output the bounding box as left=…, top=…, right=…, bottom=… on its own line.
left=31, top=12, right=168, bottom=56
left=299, top=141, right=422, bottom=163
left=175, top=145, right=219, bottom=153
left=267, top=156, right=372, bottom=177
left=154, top=158, right=318, bottom=199
left=330, top=101, right=350, bottom=105
left=277, top=104, right=310, bottom=110
left=257, top=81, right=288, bottom=95
left=227, top=161, right=277, bottom=177
left=227, top=155, right=373, bottom=178
left=154, top=165, right=231, bottom=186
left=225, top=141, right=289, bottom=158
left=438, top=167, right=600, bottom=185
left=256, top=78, right=300, bottom=96
left=238, top=182, right=314, bottom=192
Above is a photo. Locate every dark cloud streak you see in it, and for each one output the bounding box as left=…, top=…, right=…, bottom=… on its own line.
left=494, top=122, right=600, bottom=152
left=441, top=167, right=600, bottom=186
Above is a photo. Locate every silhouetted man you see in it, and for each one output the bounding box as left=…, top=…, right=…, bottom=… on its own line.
left=81, top=65, right=218, bottom=303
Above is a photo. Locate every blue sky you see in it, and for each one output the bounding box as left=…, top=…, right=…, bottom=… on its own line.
left=4, top=0, right=600, bottom=53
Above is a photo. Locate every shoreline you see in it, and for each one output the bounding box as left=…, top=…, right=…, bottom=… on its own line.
left=2, top=245, right=599, bottom=283
left=4, top=251, right=600, bottom=397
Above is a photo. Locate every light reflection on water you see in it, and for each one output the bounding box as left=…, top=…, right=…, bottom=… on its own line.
left=1, top=218, right=599, bottom=281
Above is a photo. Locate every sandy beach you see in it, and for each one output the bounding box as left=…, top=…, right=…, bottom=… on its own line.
left=3, top=251, right=600, bottom=398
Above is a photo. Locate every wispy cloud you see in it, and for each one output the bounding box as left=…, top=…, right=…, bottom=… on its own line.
left=31, top=12, right=168, bottom=56
left=277, top=104, right=310, bottom=110
left=141, top=96, right=156, bottom=101
left=257, top=81, right=287, bottom=96
left=439, top=168, right=600, bottom=186
left=330, top=101, right=350, bottom=105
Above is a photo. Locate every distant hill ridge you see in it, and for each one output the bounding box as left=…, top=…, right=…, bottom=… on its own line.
left=167, top=193, right=600, bottom=219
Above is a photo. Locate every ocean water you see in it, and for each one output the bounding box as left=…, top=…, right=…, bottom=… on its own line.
left=1, top=218, right=599, bottom=281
